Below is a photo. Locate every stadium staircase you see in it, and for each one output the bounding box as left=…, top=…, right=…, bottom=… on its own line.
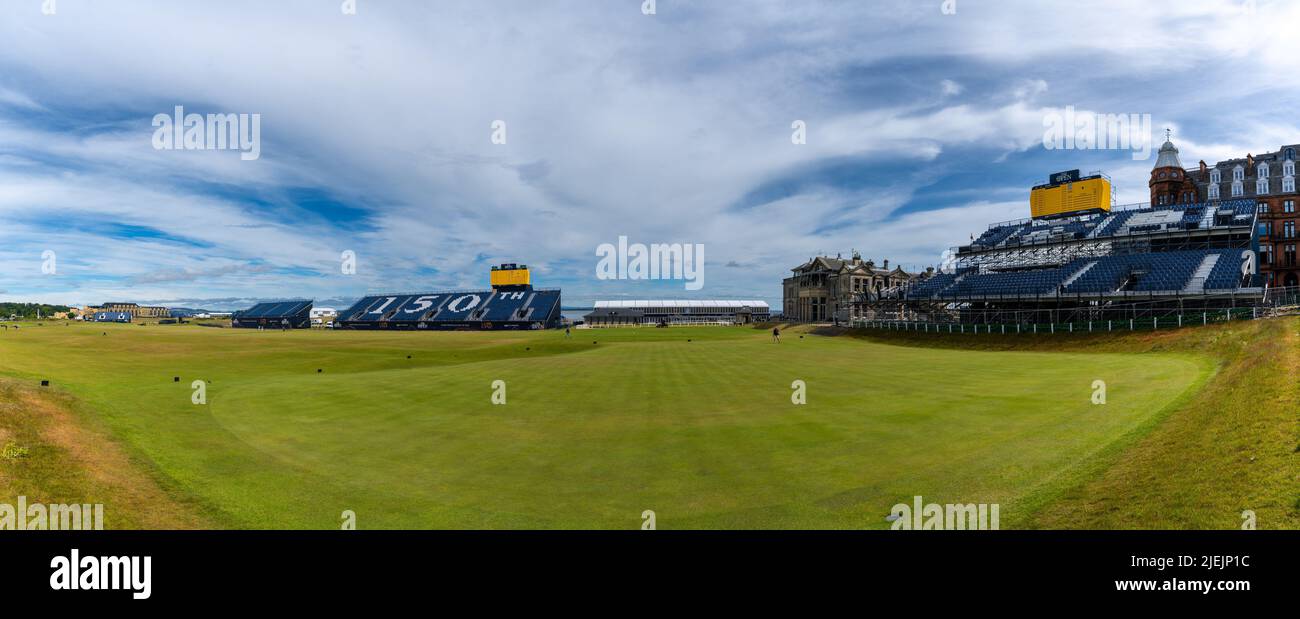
left=1060, top=261, right=1097, bottom=288
left=1200, top=200, right=1219, bottom=229
left=1183, top=254, right=1220, bottom=294
left=1086, top=215, right=1116, bottom=238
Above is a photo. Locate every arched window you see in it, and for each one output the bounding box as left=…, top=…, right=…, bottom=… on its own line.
left=1286, top=147, right=1295, bottom=160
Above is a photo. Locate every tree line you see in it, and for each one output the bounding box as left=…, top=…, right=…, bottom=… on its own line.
left=0, top=303, right=74, bottom=319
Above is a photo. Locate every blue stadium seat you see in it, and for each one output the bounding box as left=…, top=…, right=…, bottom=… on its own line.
left=337, top=289, right=562, bottom=329
left=1204, top=250, right=1247, bottom=289
left=905, top=272, right=959, bottom=299
left=232, top=300, right=313, bottom=328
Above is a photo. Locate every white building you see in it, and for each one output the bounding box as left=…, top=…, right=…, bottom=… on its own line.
left=584, top=300, right=770, bottom=326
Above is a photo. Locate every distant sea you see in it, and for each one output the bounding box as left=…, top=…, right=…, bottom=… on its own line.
left=561, top=308, right=592, bottom=322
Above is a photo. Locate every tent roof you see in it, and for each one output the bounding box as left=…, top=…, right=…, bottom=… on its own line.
left=593, top=300, right=769, bottom=309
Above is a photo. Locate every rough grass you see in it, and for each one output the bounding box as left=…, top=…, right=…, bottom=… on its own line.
left=0, top=320, right=1230, bottom=529
left=0, top=378, right=208, bottom=528
left=847, top=316, right=1300, bottom=529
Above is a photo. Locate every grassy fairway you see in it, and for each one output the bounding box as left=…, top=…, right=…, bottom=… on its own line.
left=0, top=321, right=1210, bottom=529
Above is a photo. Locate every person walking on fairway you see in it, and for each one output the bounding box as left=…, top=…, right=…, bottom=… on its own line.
left=565, top=326, right=571, bottom=338
left=772, top=326, right=780, bottom=343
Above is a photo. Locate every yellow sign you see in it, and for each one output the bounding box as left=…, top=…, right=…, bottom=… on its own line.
left=1030, top=177, right=1111, bottom=219
left=490, top=267, right=530, bottom=287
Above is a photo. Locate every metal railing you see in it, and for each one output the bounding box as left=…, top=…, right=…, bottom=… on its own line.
left=849, top=307, right=1260, bottom=335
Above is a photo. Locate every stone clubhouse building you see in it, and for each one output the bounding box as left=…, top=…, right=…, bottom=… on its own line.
left=782, top=252, right=922, bottom=322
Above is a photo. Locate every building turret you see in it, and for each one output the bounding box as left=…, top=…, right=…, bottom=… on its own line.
left=1149, top=130, right=1199, bottom=206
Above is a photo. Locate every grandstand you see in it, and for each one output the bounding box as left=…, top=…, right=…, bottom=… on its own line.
left=232, top=300, right=313, bottom=329
left=868, top=190, right=1264, bottom=324
left=93, top=311, right=133, bottom=323
left=337, top=263, right=562, bottom=330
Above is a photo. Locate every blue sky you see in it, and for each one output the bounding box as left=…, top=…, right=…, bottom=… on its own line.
left=1, top=0, right=1297, bottom=310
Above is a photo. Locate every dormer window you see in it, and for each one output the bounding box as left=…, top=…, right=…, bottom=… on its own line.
left=1285, top=176, right=1296, bottom=193
left=1231, top=180, right=1244, bottom=197
left=1233, top=165, right=1244, bottom=181
left=1208, top=183, right=1220, bottom=199
left=1285, top=160, right=1295, bottom=177
left=1259, top=163, right=1270, bottom=178
left=1210, top=169, right=1221, bottom=183
left=1258, top=178, right=1269, bottom=195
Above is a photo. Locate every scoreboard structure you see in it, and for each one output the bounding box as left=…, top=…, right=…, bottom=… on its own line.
left=1029, top=170, right=1112, bottom=220
left=489, top=263, right=531, bottom=288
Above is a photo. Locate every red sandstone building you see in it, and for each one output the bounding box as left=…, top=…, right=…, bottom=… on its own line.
left=1150, top=136, right=1299, bottom=288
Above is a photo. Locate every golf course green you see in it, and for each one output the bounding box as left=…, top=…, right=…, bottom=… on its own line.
left=0, top=320, right=1239, bottom=529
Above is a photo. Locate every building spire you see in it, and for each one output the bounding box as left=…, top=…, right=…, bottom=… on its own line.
left=1154, top=130, right=1182, bottom=169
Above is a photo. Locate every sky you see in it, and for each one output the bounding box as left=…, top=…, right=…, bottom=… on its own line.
left=1, top=0, right=1298, bottom=310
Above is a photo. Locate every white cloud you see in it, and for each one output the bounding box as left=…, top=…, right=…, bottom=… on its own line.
left=0, top=0, right=1292, bottom=306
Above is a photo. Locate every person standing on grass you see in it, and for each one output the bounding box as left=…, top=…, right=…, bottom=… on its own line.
left=565, top=326, right=571, bottom=338
left=772, top=326, right=780, bottom=343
